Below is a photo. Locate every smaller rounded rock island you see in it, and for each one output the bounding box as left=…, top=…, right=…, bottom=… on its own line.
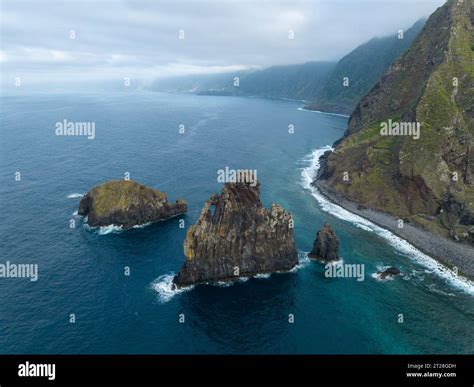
left=78, top=180, right=187, bottom=228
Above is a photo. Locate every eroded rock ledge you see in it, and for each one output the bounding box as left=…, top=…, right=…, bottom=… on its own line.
left=78, top=180, right=187, bottom=228
left=172, top=180, right=298, bottom=287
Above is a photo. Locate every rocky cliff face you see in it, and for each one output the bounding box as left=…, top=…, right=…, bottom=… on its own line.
left=172, top=180, right=298, bottom=287
left=318, top=0, right=474, bottom=244
left=305, top=19, right=425, bottom=115
left=308, top=223, right=340, bottom=262
left=78, top=180, right=187, bottom=228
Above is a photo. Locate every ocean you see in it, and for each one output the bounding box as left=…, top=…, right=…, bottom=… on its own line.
left=0, top=91, right=472, bottom=354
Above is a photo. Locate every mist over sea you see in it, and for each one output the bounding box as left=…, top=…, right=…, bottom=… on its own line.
left=0, top=91, right=472, bottom=354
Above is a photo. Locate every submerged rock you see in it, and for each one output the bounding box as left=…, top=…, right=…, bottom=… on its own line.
left=78, top=180, right=187, bottom=228
left=308, top=223, right=340, bottom=262
left=377, top=267, right=401, bottom=280
left=172, top=179, right=298, bottom=288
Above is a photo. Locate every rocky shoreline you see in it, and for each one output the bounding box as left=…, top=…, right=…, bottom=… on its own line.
left=313, top=0, right=474, bottom=249
left=312, top=179, right=474, bottom=279
left=299, top=106, right=350, bottom=118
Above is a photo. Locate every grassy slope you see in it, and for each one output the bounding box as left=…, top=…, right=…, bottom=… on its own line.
left=324, top=0, right=474, bottom=241
left=88, top=180, right=167, bottom=217
left=306, top=19, right=425, bottom=114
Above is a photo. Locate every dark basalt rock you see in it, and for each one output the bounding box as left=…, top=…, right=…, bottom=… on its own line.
left=172, top=179, right=298, bottom=288
left=308, top=223, right=340, bottom=262
left=78, top=180, right=187, bottom=228
left=377, top=267, right=401, bottom=280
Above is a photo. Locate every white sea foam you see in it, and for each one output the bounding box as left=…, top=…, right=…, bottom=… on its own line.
left=297, top=107, right=349, bottom=118
left=371, top=264, right=395, bottom=282
left=301, top=147, right=474, bottom=296
left=404, top=268, right=426, bottom=282
left=151, top=273, right=193, bottom=303
left=97, top=224, right=123, bottom=235
left=371, top=264, right=389, bottom=281
left=67, top=193, right=84, bottom=199
left=294, top=251, right=311, bottom=271
left=326, top=258, right=345, bottom=266
left=152, top=256, right=304, bottom=299
left=85, top=221, right=153, bottom=235
left=215, top=280, right=235, bottom=287
left=72, top=210, right=78, bottom=216
left=132, top=222, right=152, bottom=229
left=427, top=284, right=455, bottom=297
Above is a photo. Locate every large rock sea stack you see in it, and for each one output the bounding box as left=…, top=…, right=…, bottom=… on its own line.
left=308, top=223, right=340, bottom=262
left=78, top=180, right=187, bottom=228
left=172, top=179, right=298, bottom=287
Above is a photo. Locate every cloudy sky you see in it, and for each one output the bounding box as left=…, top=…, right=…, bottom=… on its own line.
left=1, top=0, right=445, bottom=89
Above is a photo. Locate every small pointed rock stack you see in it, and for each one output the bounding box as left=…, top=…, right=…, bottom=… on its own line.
left=308, top=223, right=340, bottom=262
left=173, top=177, right=298, bottom=288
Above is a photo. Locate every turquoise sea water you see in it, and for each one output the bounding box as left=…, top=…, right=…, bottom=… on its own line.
left=0, top=91, right=472, bottom=354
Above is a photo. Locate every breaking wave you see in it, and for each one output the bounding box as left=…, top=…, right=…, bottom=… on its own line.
left=297, top=107, right=349, bottom=118
left=151, top=273, right=194, bottom=303
left=67, top=193, right=84, bottom=199
left=151, top=253, right=310, bottom=299
left=97, top=224, right=123, bottom=235
left=300, top=147, right=474, bottom=296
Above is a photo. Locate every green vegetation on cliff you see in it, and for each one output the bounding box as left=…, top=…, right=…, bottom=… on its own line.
left=320, top=0, right=474, bottom=244
left=78, top=180, right=187, bottom=228
left=84, top=180, right=167, bottom=218
left=305, top=19, right=425, bottom=114
left=151, top=61, right=336, bottom=102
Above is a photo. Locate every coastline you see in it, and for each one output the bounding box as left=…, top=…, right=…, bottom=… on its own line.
left=297, top=106, right=350, bottom=118
left=312, top=178, right=474, bottom=279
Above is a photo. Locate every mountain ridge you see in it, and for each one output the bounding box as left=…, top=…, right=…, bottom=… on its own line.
left=305, top=18, right=426, bottom=114
left=151, top=61, right=336, bottom=102
left=317, top=0, right=474, bottom=246
left=150, top=19, right=426, bottom=113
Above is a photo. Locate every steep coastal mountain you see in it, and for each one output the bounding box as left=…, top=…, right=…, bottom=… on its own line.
left=316, top=0, right=474, bottom=245
left=305, top=19, right=426, bottom=114
left=173, top=179, right=298, bottom=287
left=78, top=180, right=187, bottom=228
left=151, top=61, right=336, bottom=101
left=151, top=21, right=425, bottom=113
